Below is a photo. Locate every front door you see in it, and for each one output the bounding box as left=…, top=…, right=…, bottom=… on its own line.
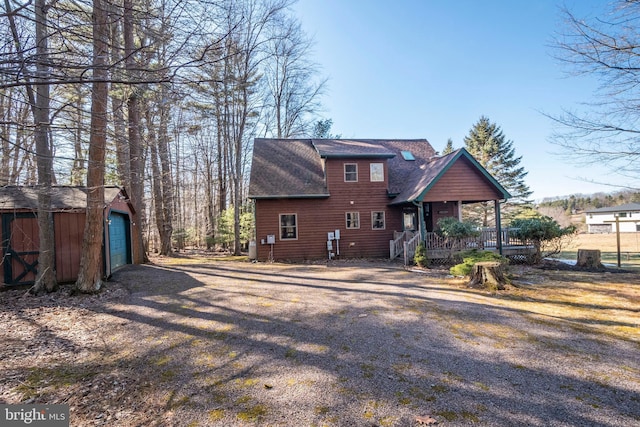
left=403, top=208, right=417, bottom=232
left=2, top=213, right=40, bottom=285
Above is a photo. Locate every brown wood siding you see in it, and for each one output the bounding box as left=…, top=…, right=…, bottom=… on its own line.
left=7, top=215, right=39, bottom=283
left=0, top=190, right=136, bottom=284
left=430, top=201, right=459, bottom=228
left=422, top=157, right=503, bottom=202
left=254, top=159, right=402, bottom=261
left=54, top=212, right=85, bottom=282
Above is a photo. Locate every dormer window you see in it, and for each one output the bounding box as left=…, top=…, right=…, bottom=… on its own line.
left=344, top=163, right=358, bottom=182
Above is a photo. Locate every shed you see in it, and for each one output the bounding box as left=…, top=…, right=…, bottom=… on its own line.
left=0, top=186, right=138, bottom=286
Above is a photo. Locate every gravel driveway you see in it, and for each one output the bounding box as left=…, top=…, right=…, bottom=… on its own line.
left=2, top=258, right=639, bottom=426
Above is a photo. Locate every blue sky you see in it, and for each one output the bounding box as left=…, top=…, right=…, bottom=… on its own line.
left=292, top=0, right=630, bottom=201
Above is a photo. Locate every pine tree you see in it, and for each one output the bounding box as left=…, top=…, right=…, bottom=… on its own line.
left=442, top=138, right=454, bottom=155
left=463, top=116, right=532, bottom=225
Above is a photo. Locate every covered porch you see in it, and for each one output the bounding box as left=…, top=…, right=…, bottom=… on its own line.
left=390, top=226, right=536, bottom=265
left=386, top=148, right=532, bottom=264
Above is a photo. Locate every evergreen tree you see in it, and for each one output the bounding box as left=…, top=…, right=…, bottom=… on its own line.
left=463, top=116, right=533, bottom=225
left=442, top=138, right=454, bottom=155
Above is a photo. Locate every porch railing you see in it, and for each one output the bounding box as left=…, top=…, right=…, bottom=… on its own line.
left=392, top=227, right=532, bottom=264
left=403, top=232, right=421, bottom=265
left=389, top=230, right=416, bottom=260
left=424, top=227, right=528, bottom=250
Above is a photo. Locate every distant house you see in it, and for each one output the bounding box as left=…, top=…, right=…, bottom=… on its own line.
left=248, top=138, right=513, bottom=262
left=585, top=203, right=640, bottom=233
left=0, top=186, right=139, bottom=286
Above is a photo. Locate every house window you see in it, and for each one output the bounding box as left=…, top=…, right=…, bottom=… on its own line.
left=618, top=212, right=628, bottom=218
left=372, top=211, right=385, bottom=229
left=344, top=163, right=358, bottom=182
left=370, top=163, right=384, bottom=182
left=346, top=212, right=360, bottom=229
left=280, top=213, right=297, bottom=240
left=403, top=211, right=417, bottom=231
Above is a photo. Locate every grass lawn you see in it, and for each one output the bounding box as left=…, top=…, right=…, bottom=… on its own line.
left=556, top=232, right=640, bottom=270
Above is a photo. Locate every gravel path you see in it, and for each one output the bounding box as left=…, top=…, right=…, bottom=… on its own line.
left=1, top=259, right=639, bottom=426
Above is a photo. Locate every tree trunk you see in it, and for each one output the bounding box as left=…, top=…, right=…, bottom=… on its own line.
left=157, top=96, right=173, bottom=256
left=75, top=0, right=109, bottom=293
left=576, top=249, right=603, bottom=269
left=33, top=0, right=57, bottom=293
left=124, top=0, right=146, bottom=264
left=468, top=261, right=507, bottom=291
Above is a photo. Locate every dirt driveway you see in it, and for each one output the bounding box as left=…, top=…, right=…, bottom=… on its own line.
left=1, top=257, right=639, bottom=426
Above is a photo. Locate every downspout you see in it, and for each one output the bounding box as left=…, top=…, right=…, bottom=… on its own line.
left=494, top=199, right=503, bottom=255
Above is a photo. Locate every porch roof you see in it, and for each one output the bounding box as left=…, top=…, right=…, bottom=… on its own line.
left=389, top=148, right=511, bottom=204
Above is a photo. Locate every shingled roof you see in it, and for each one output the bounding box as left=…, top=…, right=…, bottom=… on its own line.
left=585, top=203, right=640, bottom=214
left=389, top=148, right=511, bottom=204
left=249, top=139, right=328, bottom=198
left=248, top=139, right=510, bottom=203
left=0, top=186, right=128, bottom=210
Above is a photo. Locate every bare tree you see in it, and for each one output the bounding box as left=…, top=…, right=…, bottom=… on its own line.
left=263, top=16, right=326, bottom=138
left=3, top=0, right=58, bottom=293
left=75, top=0, right=109, bottom=293
left=551, top=1, right=640, bottom=188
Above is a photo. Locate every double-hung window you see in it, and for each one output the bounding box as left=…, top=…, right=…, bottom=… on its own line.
left=370, top=163, right=384, bottom=182
left=372, top=211, right=385, bottom=229
left=280, top=213, right=297, bottom=239
left=346, top=212, right=360, bottom=229
left=344, top=163, right=358, bottom=182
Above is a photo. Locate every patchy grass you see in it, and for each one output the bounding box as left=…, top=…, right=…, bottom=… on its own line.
left=557, top=232, right=640, bottom=270
left=17, top=366, right=98, bottom=399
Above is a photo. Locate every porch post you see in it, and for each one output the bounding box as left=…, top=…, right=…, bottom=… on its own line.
left=495, top=199, right=503, bottom=255
left=458, top=201, right=463, bottom=221
left=418, top=202, right=426, bottom=241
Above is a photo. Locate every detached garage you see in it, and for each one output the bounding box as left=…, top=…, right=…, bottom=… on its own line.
left=0, top=186, right=137, bottom=286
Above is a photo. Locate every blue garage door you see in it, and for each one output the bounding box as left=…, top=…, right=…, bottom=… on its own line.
left=108, top=212, right=130, bottom=272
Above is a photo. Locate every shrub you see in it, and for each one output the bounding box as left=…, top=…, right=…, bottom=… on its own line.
left=436, top=217, right=480, bottom=239
left=510, top=216, right=576, bottom=263
left=414, top=243, right=428, bottom=267
left=449, top=249, right=508, bottom=277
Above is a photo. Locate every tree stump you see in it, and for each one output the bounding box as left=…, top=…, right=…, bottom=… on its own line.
left=468, top=261, right=507, bottom=291
left=576, top=249, right=603, bottom=269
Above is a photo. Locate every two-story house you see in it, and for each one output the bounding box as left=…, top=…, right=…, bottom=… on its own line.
left=248, top=138, right=510, bottom=262
left=585, top=203, right=640, bottom=233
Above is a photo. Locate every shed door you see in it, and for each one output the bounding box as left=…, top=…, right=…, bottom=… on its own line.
left=2, top=213, right=39, bottom=285
left=108, top=212, right=131, bottom=272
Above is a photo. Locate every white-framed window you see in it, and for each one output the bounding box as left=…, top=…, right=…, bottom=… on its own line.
left=279, top=213, right=297, bottom=240
left=372, top=211, right=385, bottom=230
left=370, top=163, right=384, bottom=182
left=346, top=212, right=360, bottom=229
left=344, top=163, right=358, bottom=182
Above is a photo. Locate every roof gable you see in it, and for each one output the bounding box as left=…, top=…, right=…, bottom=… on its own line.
left=389, top=148, right=511, bottom=204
